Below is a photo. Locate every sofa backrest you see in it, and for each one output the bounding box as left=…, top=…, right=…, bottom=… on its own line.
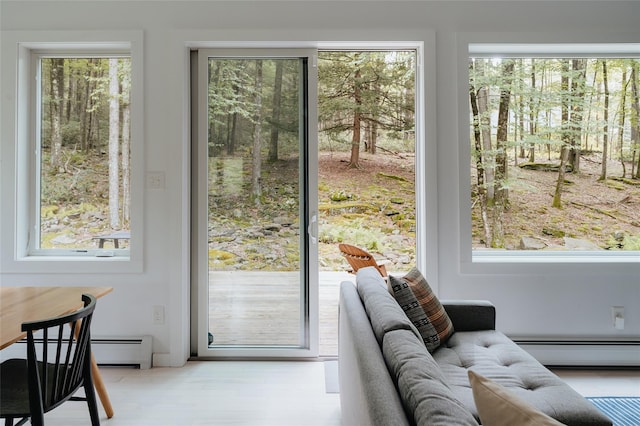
left=339, top=279, right=411, bottom=426
left=352, top=266, right=479, bottom=426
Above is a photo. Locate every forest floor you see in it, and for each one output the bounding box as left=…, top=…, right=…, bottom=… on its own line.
left=473, top=153, right=640, bottom=251
left=41, top=149, right=640, bottom=270
left=319, top=150, right=640, bottom=273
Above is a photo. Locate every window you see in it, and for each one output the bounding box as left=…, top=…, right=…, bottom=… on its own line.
left=34, top=55, right=131, bottom=255
left=0, top=31, right=143, bottom=272
left=468, top=43, right=640, bottom=263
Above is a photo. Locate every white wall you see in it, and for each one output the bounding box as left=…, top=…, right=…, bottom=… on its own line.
left=1, top=1, right=639, bottom=367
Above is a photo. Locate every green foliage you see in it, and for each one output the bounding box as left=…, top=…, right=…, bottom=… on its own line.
left=329, top=190, right=354, bottom=201
left=622, top=234, right=640, bottom=250
left=607, top=234, right=640, bottom=250
left=318, top=219, right=386, bottom=253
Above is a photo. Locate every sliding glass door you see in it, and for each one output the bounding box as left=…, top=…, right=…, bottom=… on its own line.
left=194, top=49, right=318, bottom=357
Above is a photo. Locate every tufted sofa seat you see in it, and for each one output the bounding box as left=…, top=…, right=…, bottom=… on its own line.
left=339, top=267, right=612, bottom=425
left=435, top=331, right=610, bottom=424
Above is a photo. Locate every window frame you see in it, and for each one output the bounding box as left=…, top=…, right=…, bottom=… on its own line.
left=458, top=35, right=640, bottom=269
left=1, top=31, right=144, bottom=273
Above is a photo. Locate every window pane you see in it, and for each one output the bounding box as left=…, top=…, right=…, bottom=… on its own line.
left=469, top=57, right=640, bottom=252
left=39, top=57, right=131, bottom=251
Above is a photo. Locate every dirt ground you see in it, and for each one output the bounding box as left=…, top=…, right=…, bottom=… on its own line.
left=319, top=150, right=640, bottom=272
left=475, top=154, right=640, bottom=250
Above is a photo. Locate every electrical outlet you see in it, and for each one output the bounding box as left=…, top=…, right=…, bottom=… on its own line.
left=153, top=305, right=165, bottom=325
left=611, top=306, right=624, bottom=330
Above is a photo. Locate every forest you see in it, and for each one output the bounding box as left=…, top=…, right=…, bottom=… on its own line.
left=470, top=57, right=640, bottom=251
left=39, top=57, right=131, bottom=250
left=37, top=51, right=638, bottom=267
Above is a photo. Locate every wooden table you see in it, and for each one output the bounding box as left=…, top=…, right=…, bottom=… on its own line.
left=0, top=286, right=115, bottom=418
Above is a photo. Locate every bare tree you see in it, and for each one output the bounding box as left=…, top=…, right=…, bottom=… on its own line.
left=121, top=62, right=131, bottom=224
left=469, top=59, right=491, bottom=246
left=108, top=58, right=120, bottom=228
left=491, top=59, right=514, bottom=248
left=349, top=68, right=363, bottom=168
left=49, top=59, right=65, bottom=171
left=600, top=60, right=610, bottom=181
left=553, top=60, right=571, bottom=208
left=268, top=61, right=283, bottom=162
left=631, top=62, right=640, bottom=178
left=251, top=60, right=263, bottom=204
left=568, top=59, right=587, bottom=173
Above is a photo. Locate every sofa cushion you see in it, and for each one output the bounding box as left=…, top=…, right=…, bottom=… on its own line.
left=468, top=370, right=565, bottom=426
left=388, top=268, right=454, bottom=353
left=382, top=329, right=479, bottom=426
left=356, top=267, right=423, bottom=346
left=434, top=330, right=612, bottom=425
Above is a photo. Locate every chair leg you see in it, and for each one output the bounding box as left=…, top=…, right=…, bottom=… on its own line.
left=29, top=411, right=44, bottom=426
left=84, top=380, right=101, bottom=426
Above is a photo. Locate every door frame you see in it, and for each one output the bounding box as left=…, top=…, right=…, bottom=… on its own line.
left=192, top=48, right=319, bottom=358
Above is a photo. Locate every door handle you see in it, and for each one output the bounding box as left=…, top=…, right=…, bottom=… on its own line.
left=308, top=213, right=318, bottom=244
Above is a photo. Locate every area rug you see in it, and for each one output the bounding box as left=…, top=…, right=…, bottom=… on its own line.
left=586, top=397, right=640, bottom=426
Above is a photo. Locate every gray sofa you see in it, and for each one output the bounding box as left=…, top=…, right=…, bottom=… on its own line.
left=338, top=267, right=612, bottom=426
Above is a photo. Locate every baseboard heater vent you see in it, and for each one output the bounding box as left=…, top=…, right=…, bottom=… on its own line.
left=513, top=338, right=640, bottom=367
left=1, top=335, right=153, bottom=369
left=92, top=336, right=152, bottom=369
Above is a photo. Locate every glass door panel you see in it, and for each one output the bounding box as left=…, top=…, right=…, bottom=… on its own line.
left=196, top=50, right=318, bottom=357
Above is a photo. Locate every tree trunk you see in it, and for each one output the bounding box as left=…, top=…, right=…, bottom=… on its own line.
left=269, top=61, right=283, bottom=162
left=469, top=59, right=491, bottom=247
left=568, top=59, right=586, bottom=173
left=553, top=60, right=571, bottom=208
left=108, top=58, right=120, bottom=228
left=251, top=60, right=263, bottom=204
left=491, top=59, right=514, bottom=248
left=121, top=70, right=131, bottom=224
left=349, top=68, right=362, bottom=168
left=476, top=59, right=494, bottom=200
left=618, top=68, right=629, bottom=178
left=50, top=58, right=65, bottom=171
left=631, top=62, right=640, bottom=179
left=600, top=60, right=609, bottom=181
left=528, top=58, right=538, bottom=162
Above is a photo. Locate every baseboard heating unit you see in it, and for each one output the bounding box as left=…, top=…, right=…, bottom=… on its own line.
left=0, top=335, right=153, bottom=369
left=514, top=338, right=640, bottom=367
left=92, top=336, right=153, bottom=369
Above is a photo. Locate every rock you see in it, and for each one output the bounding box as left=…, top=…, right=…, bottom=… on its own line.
left=563, top=237, right=602, bottom=250
left=613, top=231, right=625, bottom=242
left=273, top=216, right=293, bottom=226
left=51, top=235, right=76, bottom=245
left=519, top=236, right=547, bottom=250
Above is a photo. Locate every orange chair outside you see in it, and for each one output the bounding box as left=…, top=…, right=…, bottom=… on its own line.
left=338, top=243, right=388, bottom=277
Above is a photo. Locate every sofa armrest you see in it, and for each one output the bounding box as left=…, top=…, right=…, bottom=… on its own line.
left=442, top=300, right=495, bottom=331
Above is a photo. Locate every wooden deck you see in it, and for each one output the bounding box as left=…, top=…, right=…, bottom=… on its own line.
left=208, top=271, right=354, bottom=356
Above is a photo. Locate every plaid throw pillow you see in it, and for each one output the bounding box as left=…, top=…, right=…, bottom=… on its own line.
left=388, top=267, right=454, bottom=353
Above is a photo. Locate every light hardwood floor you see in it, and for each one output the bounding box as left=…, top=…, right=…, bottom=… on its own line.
left=39, top=362, right=639, bottom=426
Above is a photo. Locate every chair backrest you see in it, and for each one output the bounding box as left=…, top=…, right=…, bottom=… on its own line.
left=22, top=294, right=96, bottom=416
left=338, top=243, right=387, bottom=276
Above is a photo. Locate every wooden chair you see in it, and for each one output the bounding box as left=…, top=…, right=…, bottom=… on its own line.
left=338, top=243, right=388, bottom=277
left=0, top=294, right=100, bottom=426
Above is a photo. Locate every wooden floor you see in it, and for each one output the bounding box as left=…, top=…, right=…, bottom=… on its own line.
left=39, top=362, right=639, bottom=426
left=208, top=271, right=354, bottom=356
